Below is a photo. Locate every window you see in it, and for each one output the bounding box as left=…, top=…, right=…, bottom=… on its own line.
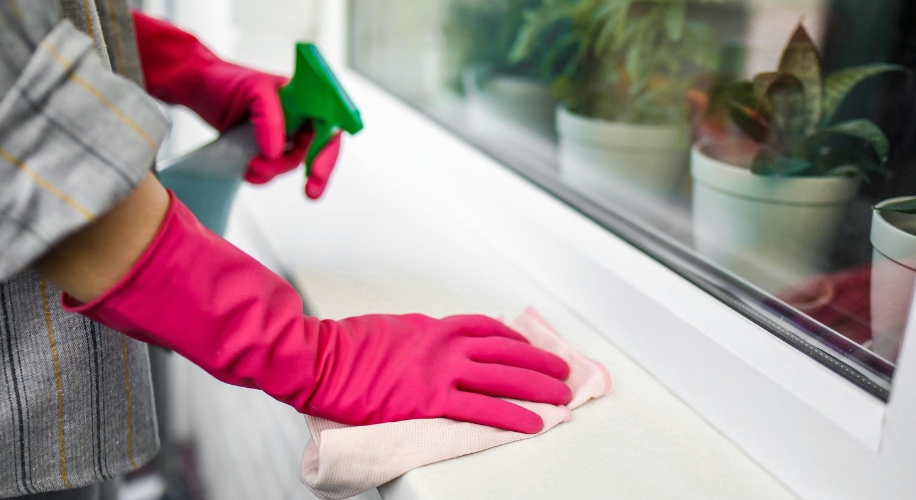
left=348, top=0, right=916, bottom=400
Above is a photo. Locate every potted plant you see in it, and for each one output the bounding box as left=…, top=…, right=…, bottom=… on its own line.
left=445, top=0, right=558, bottom=138
left=870, top=198, right=916, bottom=362
left=509, top=0, right=719, bottom=199
left=690, top=24, right=907, bottom=292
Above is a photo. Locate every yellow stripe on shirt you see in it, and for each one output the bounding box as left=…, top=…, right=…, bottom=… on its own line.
left=120, top=337, right=137, bottom=469
left=5, top=0, right=23, bottom=22
left=105, top=0, right=125, bottom=74
left=38, top=41, right=158, bottom=152
left=82, top=0, right=96, bottom=43
left=0, top=148, right=95, bottom=220
left=40, top=280, right=72, bottom=489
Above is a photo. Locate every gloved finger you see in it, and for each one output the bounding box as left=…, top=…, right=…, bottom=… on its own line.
left=304, top=131, right=343, bottom=200
left=441, top=314, right=529, bottom=343
left=445, top=392, right=544, bottom=434
left=468, top=336, right=570, bottom=380
left=456, top=363, right=572, bottom=406
left=245, top=130, right=311, bottom=185
left=248, top=75, right=289, bottom=160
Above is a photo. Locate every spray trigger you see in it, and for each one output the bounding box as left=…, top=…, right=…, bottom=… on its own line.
left=277, top=43, right=363, bottom=176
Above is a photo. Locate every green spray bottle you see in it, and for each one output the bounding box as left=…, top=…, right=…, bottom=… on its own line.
left=158, top=43, right=363, bottom=236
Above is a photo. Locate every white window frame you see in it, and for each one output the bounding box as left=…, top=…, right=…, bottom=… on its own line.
left=317, top=3, right=916, bottom=499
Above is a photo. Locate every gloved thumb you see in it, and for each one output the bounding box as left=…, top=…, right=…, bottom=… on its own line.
left=249, top=75, right=289, bottom=160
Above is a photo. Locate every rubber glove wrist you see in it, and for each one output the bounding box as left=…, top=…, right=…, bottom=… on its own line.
left=63, top=191, right=323, bottom=406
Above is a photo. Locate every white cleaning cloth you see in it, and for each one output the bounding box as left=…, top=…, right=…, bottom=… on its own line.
left=299, top=308, right=612, bottom=499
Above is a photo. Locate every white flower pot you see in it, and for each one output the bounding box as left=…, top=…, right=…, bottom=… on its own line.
left=870, top=198, right=916, bottom=362
left=465, top=74, right=556, bottom=140
left=557, top=107, right=688, bottom=204
left=691, top=144, right=860, bottom=293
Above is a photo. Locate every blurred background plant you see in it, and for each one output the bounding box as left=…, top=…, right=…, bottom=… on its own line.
left=444, top=0, right=552, bottom=92
left=509, top=0, right=720, bottom=124
left=699, top=24, right=909, bottom=178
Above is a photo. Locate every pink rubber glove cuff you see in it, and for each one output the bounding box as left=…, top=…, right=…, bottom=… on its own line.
left=63, top=191, right=321, bottom=406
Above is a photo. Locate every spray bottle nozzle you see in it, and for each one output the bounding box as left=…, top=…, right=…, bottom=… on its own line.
left=277, top=43, right=363, bottom=175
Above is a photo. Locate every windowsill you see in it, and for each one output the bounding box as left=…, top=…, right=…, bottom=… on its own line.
left=230, top=126, right=794, bottom=499
left=235, top=180, right=795, bottom=498
left=223, top=68, right=901, bottom=499
left=291, top=266, right=798, bottom=500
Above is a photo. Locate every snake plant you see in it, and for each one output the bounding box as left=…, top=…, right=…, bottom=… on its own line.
left=714, top=24, right=908, bottom=178
left=508, top=0, right=719, bottom=124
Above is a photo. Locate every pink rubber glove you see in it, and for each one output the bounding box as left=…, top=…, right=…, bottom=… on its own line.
left=63, top=192, right=571, bottom=433
left=132, top=11, right=341, bottom=198
left=304, top=131, right=342, bottom=200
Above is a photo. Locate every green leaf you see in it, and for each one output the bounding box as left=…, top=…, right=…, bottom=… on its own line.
left=550, top=74, right=574, bottom=102
left=752, top=72, right=783, bottom=103
left=540, top=32, right=580, bottom=76
left=684, top=22, right=719, bottom=69
left=821, top=64, right=909, bottom=126
left=508, top=12, right=540, bottom=62
left=587, top=6, right=613, bottom=55
left=811, top=145, right=886, bottom=179
left=824, top=165, right=864, bottom=178
left=593, top=0, right=628, bottom=55
left=508, top=2, right=577, bottom=64
left=758, top=73, right=807, bottom=152
left=793, top=119, right=890, bottom=163
left=664, top=0, right=687, bottom=41
left=750, top=150, right=813, bottom=176
left=626, top=37, right=647, bottom=93
left=777, top=24, right=823, bottom=132
left=719, top=81, right=770, bottom=141
left=570, top=0, right=601, bottom=27
left=877, top=198, right=916, bottom=214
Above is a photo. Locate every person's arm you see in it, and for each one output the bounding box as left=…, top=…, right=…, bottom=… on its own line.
left=34, top=159, right=572, bottom=435
left=33, top=172, right=169, bottom=303
left=0, top=4, right=168, bottom=282
left=61, top=188, right=572, bottom=433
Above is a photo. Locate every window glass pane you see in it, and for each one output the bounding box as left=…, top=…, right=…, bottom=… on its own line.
left=349, top=0, right=916, bottom=399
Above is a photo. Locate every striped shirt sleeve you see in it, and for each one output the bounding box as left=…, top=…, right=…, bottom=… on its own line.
left=0, top=4, right=168, bottom=281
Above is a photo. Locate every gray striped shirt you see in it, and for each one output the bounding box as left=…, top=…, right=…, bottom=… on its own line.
left=0, top=1, right=162, bottom=496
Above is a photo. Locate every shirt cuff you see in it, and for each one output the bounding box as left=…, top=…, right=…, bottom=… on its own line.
left=0, top=20, right=168, bottom=280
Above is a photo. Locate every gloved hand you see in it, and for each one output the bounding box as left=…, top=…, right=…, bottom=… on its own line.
left=63, top=192, right=571, bottom=433
left=132, top=11, right=340, bottom=198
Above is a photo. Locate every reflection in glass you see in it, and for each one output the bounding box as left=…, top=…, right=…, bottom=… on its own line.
left=349, top=0, right=916, bottom=395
